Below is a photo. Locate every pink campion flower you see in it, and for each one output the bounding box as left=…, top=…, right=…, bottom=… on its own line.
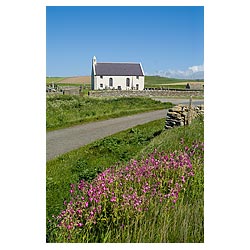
left=110, top=196, right=117, bottom=202
left=97, top=205, right=102, bottom=213
left=85, top=202, right=89, bottom=208
left=188, top=171, right=194, bottom=176
left=181, top=176, right=186, bottom=183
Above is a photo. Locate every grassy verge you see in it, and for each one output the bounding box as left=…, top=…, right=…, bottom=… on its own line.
left=56, top=83, right=91, bottom=88
left=46, top=95, right=172, bottom=131
left=47, top=116, right=204, bottom=242
left=47, top=118, right=167, bottom=219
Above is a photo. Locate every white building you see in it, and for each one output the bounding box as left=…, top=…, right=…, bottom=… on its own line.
left=91, top=56, right=145, bottom=90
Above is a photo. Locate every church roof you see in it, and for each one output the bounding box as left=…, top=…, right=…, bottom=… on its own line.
left=94, top=62, right=144, bottom=76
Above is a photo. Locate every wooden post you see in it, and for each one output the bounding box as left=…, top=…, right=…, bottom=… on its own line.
left=187, top=96, right=192, bottom=125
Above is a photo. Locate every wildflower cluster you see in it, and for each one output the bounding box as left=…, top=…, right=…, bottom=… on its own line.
left=48, top=141, right=204, bottom=240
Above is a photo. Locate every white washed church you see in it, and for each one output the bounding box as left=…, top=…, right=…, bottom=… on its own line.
left=91, top=56, right=145, bottom=90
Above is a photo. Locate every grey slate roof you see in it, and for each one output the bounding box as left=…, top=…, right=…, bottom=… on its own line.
left=95, top=63, right=144, bottom=76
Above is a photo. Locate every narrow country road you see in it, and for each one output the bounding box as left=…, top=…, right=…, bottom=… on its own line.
left=46, top=98, right=204, bottom=161
left=152, top=98, right=204, bottom=106
left=46, top=109, right=167, bottom=161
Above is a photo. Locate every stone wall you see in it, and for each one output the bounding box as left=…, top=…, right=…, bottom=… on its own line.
left=62, top=87, right=80, bottom=95
left=165, top=104, right=204, bottom=129
left=88, top=89, right=204, bottom=98
left=46, top=86, right=81, bottom=95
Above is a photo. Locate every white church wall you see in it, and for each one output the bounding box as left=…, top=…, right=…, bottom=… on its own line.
left=95, top=75, right=144, bottom=90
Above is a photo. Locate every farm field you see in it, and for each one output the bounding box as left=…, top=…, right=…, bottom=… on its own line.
left=46, top=76, right=91, bottom=84
left=46, top=75, right=204, bottom=89
left=46, top=95, right=172, bottom=131
left=46, top=77, right=66, bottom=84
left=144, top=76, right=204, bottom=89
left=58, top=76, right=91, bottom=84
left=46, top=115, right=204, bottom=243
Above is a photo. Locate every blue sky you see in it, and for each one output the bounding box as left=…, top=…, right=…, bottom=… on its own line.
left=46, top=6, right=204, bottom=79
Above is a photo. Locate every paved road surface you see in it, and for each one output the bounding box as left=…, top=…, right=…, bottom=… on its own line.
left=152, top=98, right=204, bottom=106
left=47, top=109, right=167, bottom=161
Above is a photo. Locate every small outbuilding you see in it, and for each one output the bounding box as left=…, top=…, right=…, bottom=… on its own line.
left=91, top=56, right=145, bottom=90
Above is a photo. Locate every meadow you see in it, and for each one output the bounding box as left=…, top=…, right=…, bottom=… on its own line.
left=46, top=115, right=204, bottom=243
left=46, top=95, right=172, bottom=130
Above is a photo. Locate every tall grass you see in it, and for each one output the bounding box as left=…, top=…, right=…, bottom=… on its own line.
left=47, top=138, right=203, bottom=243
left=47, top=119, right=166, bottom=220
left=46, top=95, right=171, bottom=130
left=47, top=116, right=204, bottom=243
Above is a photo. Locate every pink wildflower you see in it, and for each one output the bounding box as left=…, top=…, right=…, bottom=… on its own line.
left=181, top=176, right=185, bottom=183
left=110, top=196, right=117, bottom=202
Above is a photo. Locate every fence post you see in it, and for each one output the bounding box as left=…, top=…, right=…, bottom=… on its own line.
left=187, top=95, right=193, bottom=125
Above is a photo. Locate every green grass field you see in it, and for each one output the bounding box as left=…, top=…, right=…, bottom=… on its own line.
left=46, top=115, right=204, bottom=243
left=46, top=95, right=172, bottom=131
left=46, top=77, right=66, bottom=84
left=144, top=76, right=203, bottom=89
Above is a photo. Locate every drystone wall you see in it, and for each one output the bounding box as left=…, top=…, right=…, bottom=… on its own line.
left=88, top=90, right=204, bottom=98
left=165, top=104, right=204, bottom=129
left=46, top=86, right=81, bottom=96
